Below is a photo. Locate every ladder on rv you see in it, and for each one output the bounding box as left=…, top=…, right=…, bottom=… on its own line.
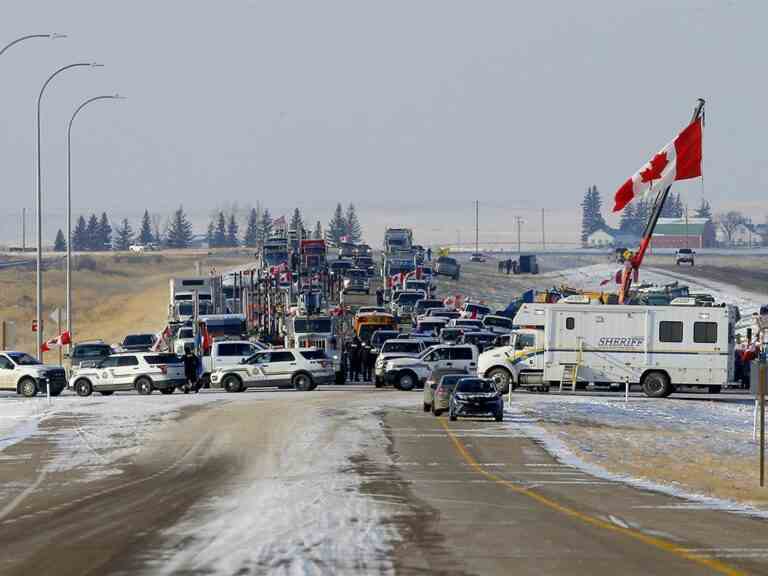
left=560, top=339, right=583, bottom=392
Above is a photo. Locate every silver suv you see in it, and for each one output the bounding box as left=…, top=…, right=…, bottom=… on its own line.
left=435, top=256, right=460, bottom=280
left=675, top=248, right=695, bottom=266
left=210, top=348, right=334, bottom=392
left=70, top=352, right=185, bottom=396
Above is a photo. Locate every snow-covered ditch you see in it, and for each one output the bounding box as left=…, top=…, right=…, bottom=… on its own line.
left=508, top=393, right=768, bottom=515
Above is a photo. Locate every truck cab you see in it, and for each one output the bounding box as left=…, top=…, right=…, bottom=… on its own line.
left=477, top=329, right=544, bottom=393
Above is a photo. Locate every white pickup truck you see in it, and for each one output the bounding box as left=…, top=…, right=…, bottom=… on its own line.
left=198, top=340, right=265, bottom=387
left=0, top=351, right=68, bottom=397
left=382, top=344, right=479, bottom=391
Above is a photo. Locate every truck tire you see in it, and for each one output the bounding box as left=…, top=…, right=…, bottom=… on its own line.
left=397, top=371, right=417, bottom=391
left=487, top=367, right=512, bottom=394
left=223, top=375, right=243, bottom=393
left=374, top=377, right=384, bottom=388
left=423, top=402, right=430, bottom=412
left=641, top=371, right=672, bottom=398
left=75, top=379, right=93, bottom=397
left=19, top=377, right=38, bottom=398
left=136, top=377, right=153, bottom=396
left=293, top=372, right=313, bottom=391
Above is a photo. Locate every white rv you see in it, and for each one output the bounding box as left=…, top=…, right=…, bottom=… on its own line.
left=169, top=277, right=214, bottom=321
left=477, top=301, right=738, bottom=397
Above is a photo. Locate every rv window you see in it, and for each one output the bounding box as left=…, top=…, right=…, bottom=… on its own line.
left=693, top=322, right=717, bottom=344
left=659, top=321, right=683, bottom=343
left=566, top=317, right=575, bottom=330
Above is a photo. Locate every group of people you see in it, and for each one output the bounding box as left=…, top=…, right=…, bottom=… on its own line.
left=341, top=336, right=376, bottom=382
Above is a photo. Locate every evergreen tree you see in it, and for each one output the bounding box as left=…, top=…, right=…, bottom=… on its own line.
left=86, top=214, right=100, bottom=251
left=206, top=220, right=215, bottom=248
left=98, top=212, right=112, bottom=251
left=139, top=209, right=154, bottom=244
left=72, top=216, right=87, bottom=251
left=213, top=211, right=227, bottom=247
left=166, top=206, right=194, bottom=248
left=244, top=208, right=260, bottom=247
left=114, top=218, right=134, bottom=251
left=53, top=229, right=66, bottom=252
left=580, top=186, right=606, bottom=244
left=619, top=202, right=637, bottom=233
left=313, top=220, right=323, bottom=240
left=345, top=203, right=362, bottom=242
left=226, top=213, right=240, bottom=247
left=661, top=192, right=684, bottom=218
left=260, top=209, right=273, bottom=242
left=634, top=199, right=650, bottom=234
left=290, top=208, right=304, bottom=240
left=327, top=203, right=347, bottom=244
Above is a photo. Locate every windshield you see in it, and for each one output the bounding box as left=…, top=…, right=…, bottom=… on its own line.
left=177, top=302, right=214, bottom=316
left=396, top=293, right=423, bottom=305
left=124, top=334, right=154, bottom=346
left=331, top=262, right=352, bottom=270
left=515, top=333, right=536, bottom=349
left=382, top=341, right=421, bottom=354
left=406, top=281, right=426, bottom=289
left=456, top=379, right=496, bottom=393
left=438, top=375, right=464, bottom=388
left=294, top=319, right=332, bottom=333
left=7, top=352, right=40, bottom=365
left=484, top=316, right=512, bottom=328
left=371, top=331, right=399, bottom=347
left=347, top=270, right=367, bottom=278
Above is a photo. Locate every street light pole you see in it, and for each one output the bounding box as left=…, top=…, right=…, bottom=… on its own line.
left=36, top=62, right=102, bottom=362
left=0, top=33, right=66, bottom=57
left=66, top=95, right=124, bottom=347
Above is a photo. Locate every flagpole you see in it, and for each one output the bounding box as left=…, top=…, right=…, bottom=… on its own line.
left=618, top=99, right=705, bottom=304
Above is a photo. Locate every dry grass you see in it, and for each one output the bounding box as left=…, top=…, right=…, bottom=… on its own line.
left=0, top=253, right=252, bottom=355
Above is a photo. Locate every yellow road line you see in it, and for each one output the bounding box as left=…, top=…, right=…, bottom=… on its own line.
left=438, top=419, right=746, bottom=576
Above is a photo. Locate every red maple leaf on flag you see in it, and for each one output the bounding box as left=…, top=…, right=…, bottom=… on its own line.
left=640, top=151, right=668, bottom=183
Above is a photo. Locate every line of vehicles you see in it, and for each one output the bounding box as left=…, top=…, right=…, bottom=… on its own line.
left=1, top=226, right=759, bottom=405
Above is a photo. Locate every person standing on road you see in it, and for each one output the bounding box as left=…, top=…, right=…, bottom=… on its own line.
left=348, top=336, right=362, bottom=382
left=376, top=287, right=384, bottom=306
left=182, top=346, right=199, bottom=394
left=361, top=342, right=374, bottom=382
left=505, top=258, right=512, bottom=275
left=427, top=247, right=432, bottom=262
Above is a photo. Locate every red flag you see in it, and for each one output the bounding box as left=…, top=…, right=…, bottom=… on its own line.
left=613, top=118, right=702, bottom=212
left=41, top=330, right=71, bottom=353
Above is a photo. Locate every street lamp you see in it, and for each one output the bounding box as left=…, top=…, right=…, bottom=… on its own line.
left=35, top=62, right=102, bottom=362
left=66, top=94, right=125, bottom=346
left=0, top=33, right=66, bottom=57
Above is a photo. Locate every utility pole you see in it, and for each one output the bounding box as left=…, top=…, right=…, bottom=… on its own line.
left=684, top=203, right=689, bottom=249
left=475, top=200, right=479, bottom=255
left=541, top=208, right=545, bottom=251
left=515, top=216, right=523, bottom=254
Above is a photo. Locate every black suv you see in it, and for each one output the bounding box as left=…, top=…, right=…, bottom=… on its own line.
left=70, top=341, right=113, bottom=368
left=449, top=377, right=503, bottom=422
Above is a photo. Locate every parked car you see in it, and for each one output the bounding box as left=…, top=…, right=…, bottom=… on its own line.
left=423, top=368, right=468, bottom=413
left=404, top=279, right=431, bottom=296
left=460, top=331, right=499, bottom=353
left=383, top=344, right=479, bottom=391
left=70, top=352, right=185, bottom=396
left=210, top=348, right=333, bottom=392
left=390, top=290, right=427, bottom=322
left=120, top=333, right=157, bottom=352
left=375, top=339, right=426, bottom=386
left=470, top=253, right=486, bottom=263
left=70, top=341, right=113, bottom=368
left=416, top=317, right=449, bottom=336
left=449, top=377, right=504, bottom=422
left=451, top=318, right=485, bottom=331
left=0, top=351, right=67, bottom=397
left=414, top=298, right=444, bottom=317
left=675, top=248, right=695, bottom=266
left=440, top=327, right=464, bottom=344
left=435, top=256, right=460, bottom=280
left=460, top=302, right=492, bottom=319
left=482, top=315, right=515, bottom=335
left=426, top=308, right=462, bottom=321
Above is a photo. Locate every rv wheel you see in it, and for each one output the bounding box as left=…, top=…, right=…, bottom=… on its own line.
left=641, top=372, right=672, bottom=398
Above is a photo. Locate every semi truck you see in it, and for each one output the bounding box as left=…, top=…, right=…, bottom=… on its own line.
left=169, top=277, right=214, bottom=321
left=477, top=300, right=738, bottom=397
left=384, top=228, right=413, bottom=254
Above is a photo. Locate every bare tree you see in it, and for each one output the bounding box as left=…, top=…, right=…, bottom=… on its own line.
left=715, top=211, right=745, bottom=246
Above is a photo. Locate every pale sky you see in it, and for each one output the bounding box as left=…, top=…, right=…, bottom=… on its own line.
left=1, top=0, right=765, bottom=248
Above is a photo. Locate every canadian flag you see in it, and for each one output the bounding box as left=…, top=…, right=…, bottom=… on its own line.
left=41, top=330, right=71, bottom=353
left=613, top=118, right=702, bottom=212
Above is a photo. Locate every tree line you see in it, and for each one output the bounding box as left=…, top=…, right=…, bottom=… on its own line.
left=54, top=203, right=365, bottom=251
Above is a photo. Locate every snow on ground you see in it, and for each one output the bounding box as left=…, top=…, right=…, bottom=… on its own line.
left=506, top=393, right=768, bottom=516
left=551, top=262, right=765, bottom=314
left=0, top=392, right=229, bottom=480
left=152, top=399, right=401, bottom=576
